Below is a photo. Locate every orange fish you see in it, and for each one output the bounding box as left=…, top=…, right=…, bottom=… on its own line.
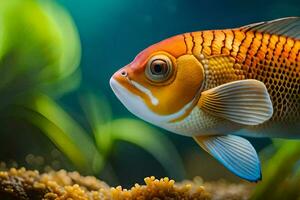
left=110, top=17, right=300, bottom=181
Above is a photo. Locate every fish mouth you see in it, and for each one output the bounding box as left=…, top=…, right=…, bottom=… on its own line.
left=110, top=77, right=149, bottom=116
left=110, top=76, right=203, bottom=125
left=109, top=77, right=162, bottom=125
left=110, top=77, right=136, bottom=112
left=110, top=77, right=122, bottom=98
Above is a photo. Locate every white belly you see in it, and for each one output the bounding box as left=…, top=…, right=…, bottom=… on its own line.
left=163, top=107, right=220, bottom=136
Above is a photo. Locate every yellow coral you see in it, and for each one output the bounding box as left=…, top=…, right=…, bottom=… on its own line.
left=0, top=168, right=211, bottom=200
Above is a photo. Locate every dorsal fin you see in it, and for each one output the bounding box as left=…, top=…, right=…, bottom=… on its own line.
left=240, top=17, right=300, bottom=40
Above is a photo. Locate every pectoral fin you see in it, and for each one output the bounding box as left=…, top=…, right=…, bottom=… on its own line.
left=194, top=135, right=261, bottom=182
left=199, top=79, right=273, bottom=126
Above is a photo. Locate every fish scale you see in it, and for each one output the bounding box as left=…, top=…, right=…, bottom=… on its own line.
left=187, top=28, right=300, bottom=123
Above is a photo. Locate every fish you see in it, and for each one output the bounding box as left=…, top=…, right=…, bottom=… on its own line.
left=110, top=17, right=300, bottom=182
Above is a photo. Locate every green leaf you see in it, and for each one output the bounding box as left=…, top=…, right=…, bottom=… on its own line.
left=0, top=0, right=81, bottom=107
left=251, top=140, right=300, bottom=200
left=14, top=94, right=104, bottom=174
left=80, top=92, right=113, bottom=154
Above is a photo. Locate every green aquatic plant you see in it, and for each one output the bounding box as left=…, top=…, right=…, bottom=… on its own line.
left=251, top=139, right=300, bottom=200
left=0, top=0, right=81, bottom=103
left=13, top=94, right=102, bottom=173
left=0, top=0, right=98, bottom=172
left=0, top=0, right=185, bottom=179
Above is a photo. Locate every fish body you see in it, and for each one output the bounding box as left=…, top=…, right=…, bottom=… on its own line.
left=110, top=17, right=300, bottom=181
left=168, top=27, right=300, bottom=138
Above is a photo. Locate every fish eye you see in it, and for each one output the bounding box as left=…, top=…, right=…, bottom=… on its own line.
left=145, top=55, right=173, bottom=82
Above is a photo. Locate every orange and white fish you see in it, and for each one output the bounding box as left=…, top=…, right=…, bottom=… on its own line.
left=110, top=17, right=300, bottom=182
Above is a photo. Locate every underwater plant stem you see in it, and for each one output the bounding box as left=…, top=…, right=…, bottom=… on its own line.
left=251, top=140, right=300, bottom=200
left=13, top=94, right=105, bottom=174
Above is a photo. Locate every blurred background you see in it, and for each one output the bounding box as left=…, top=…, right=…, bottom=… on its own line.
left=0, top=0, right=299, bottom=197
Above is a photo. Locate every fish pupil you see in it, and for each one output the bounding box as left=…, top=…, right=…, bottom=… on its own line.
left=153, top=64, right=163, bottom=74
left=151, top=60, right=168, bottom=75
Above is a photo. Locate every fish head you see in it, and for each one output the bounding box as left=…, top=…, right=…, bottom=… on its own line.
left=110, top=34, right=205, bottom=127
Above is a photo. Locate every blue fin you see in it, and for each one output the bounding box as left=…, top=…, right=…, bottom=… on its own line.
left=194, top=135, right=261, bottom=182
